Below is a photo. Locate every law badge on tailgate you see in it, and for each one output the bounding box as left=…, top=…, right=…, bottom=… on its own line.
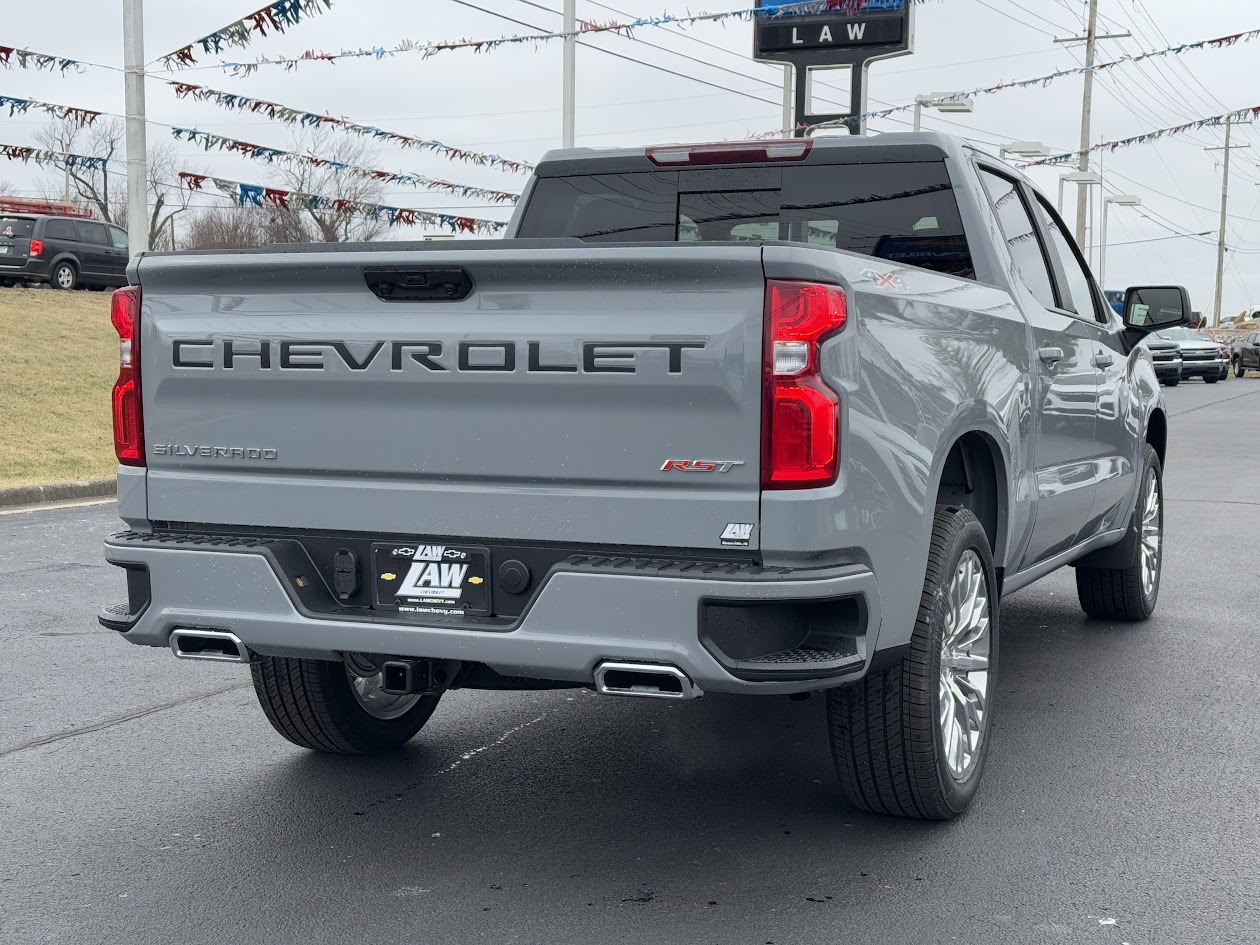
left=373, top=543, right=490, bottom=616
left=720, top=523, right=755, bottom=547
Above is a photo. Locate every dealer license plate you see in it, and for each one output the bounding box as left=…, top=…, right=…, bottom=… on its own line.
left=0, top=246, right=11, bottom=254
left=372, top=542, right=490, bottom=616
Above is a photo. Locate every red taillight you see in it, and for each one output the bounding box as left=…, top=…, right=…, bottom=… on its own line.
left=762, top=280, right=846, bottom=489
left=28, top=239, right=43, bottom=257
left=646, top=139, right=813, bottom=166
left=111, top=286, right=144, bottom=466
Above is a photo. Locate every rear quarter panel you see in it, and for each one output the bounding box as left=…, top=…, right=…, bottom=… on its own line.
left=760, top=244, right=1033, bottom=653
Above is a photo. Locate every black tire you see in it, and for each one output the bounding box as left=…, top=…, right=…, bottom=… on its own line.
left=1165, top=378, right=1179, bottom=387
left=1075, top=444, right=1163, bottom=622
left=1205, top=375, right=1218, bottom=384
left=250, top=656, right=442, bottom=754
left=827, top=506, right=998, bottom=820
left=50, top=261, right=77, bottom=291
left=1236, top=359, right=1246, bottom=379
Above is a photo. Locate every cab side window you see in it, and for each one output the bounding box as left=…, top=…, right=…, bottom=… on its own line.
left=977, top=168, right=1057, bottom=310
left=1032, top=196, right=1105, bottom=323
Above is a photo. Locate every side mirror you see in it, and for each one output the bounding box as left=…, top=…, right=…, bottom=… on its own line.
left=1123, top=286, right=1192, bottom=334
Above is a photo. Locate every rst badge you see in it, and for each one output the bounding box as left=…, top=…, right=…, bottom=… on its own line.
left=660, top=460, right=746, bottom=473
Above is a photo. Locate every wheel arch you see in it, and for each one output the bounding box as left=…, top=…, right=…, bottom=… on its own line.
left=932, top=428, right=1010, bottom=574
left=1146, top=406, right=1167, bottom=469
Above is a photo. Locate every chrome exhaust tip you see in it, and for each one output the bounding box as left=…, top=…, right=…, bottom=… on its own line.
left=169, top=629, right=254, bottom=664
left=593, top=662, right=700, bottom=701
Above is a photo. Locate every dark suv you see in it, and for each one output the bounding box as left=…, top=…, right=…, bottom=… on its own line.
left=0, top=214, right=129, bottom=290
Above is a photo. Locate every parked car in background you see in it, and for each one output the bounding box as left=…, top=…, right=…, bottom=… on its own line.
left=1233, top=330, right=1260, bottom=377
left=0, top=213, right=129, bottom=290
left=1141, top=337, right=1183, bottom=386
left=1149, top=326, right=1229, bottom=383
left=1105, top=289, right=1125, bottom=316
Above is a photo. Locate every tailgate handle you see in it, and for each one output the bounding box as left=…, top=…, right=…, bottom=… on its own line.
left=364, top=267, right=473, bottom=302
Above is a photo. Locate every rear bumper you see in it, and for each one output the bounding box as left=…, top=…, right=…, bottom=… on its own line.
left=102, top=532, right=883, bottom=696
left=0, top=258, right=49, bottom=282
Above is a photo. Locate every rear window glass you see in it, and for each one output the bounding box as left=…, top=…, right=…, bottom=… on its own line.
left=518, top=162, right=974, bottom=279
left=0, top=217, right=35, bottom=239
left=44, top=219, right=76, bottom=240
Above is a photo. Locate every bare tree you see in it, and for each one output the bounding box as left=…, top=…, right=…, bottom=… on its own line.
left=33, top=117, right=201, bottom=248
left=265, top=127, right=390, bottom=242
left=184, top=203, right=316, bottom=250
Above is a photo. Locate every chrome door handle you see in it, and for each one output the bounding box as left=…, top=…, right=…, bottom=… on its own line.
left=1093, top=352, right=1115, bottom=368
left=1038, top=346, right=1065, bottom=365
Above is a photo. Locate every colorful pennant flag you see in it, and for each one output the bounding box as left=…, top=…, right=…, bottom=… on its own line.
left=170, top=127, right=520, bottom=203
left=160, top=0, right=333, bottom=69
left=0, top=45, right=86, bottom=74
left=167, top=81, right=533, bottom=173
left=807, top=27, right=1260, bottom=131
left=0, top=95, right=100, bottom=127
left=1, top=143, right=108, bottom=171
left=179, top=171, right=508, bottom=235
left=1022, top=105, right=1260, bottom=166
left=212, top=0, right=930, bottom=73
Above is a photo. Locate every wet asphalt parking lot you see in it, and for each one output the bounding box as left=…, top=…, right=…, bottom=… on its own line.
left=2, top=378, right=1258, bottom=945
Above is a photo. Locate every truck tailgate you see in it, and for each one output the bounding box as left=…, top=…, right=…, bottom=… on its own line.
left=137, top=244, right=766, bottom=551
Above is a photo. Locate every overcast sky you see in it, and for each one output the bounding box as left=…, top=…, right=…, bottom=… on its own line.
left=2, top=0, right=1258, bottom=315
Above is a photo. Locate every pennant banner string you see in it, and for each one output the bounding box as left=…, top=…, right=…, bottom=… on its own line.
left=166, top=80, right=533, bottom=173
left=806, top=27, right=1260, bottom=131
left=1, top=142, right=109, bottom=171
left=0, top=45, right=91, bottom=74
left=212, top=0, right=933, bottom=74
left=177, top=170, right=508, bottom=235
left=1021, top=104, right=1260, bottom=167
left=169, top=127, right=521, bottom=203
left=0, top=95, right=101, bottom=127
left=158, top=0, right=333, bottom=70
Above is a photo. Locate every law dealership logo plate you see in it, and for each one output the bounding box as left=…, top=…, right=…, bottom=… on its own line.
left=373, top=542, right=490, bottom=616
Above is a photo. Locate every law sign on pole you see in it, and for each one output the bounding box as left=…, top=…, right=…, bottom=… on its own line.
left=753, top=0, right=914, bottom=136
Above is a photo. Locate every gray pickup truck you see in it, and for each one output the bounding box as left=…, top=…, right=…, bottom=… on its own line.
left=101, top=133, right=1189, bottom=819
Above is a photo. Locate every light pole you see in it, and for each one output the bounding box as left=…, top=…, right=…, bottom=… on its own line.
left=999, top=141, right=1052, bottom=161
left=122, top=0, right=149, bottom=255
left=1099, top=194, right=1141, bottom=292
left=561, top=0, right=575, bottom=148
left=912, top=93, right=975, bottom=132
left=1057, top=171, right=1101, bottom=215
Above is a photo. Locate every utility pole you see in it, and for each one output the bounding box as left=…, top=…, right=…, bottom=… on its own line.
left=1206, top=123, right=1250, bottom=326
left=561, top=0, right=575, bottom=148
left=122, top=0, right=149, bottom=255
left=1074, top=0, right=1099, bottom=248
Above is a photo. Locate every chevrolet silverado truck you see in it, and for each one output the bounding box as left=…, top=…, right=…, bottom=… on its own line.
left=101, top=133, right=1190, bottom=819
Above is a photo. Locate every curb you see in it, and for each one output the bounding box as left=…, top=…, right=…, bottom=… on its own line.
left=0, top=478, right=116, bottom=509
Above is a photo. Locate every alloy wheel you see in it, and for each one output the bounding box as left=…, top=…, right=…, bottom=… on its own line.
left=1140, top=468, right=1162, bottom=600
left=938, top=550, right=991, bottom=781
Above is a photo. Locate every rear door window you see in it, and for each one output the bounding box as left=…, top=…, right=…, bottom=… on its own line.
left=108, top=226, right=129, bottom=250
left=44, top=219, right=77, bottom=240
left=0, top=217, right=35, bottom=239
left=518, top=162, right=974, bottom=278
left=76, top=222, right=109, bottom=245
left=977, top=168, right=1057, bottom=310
